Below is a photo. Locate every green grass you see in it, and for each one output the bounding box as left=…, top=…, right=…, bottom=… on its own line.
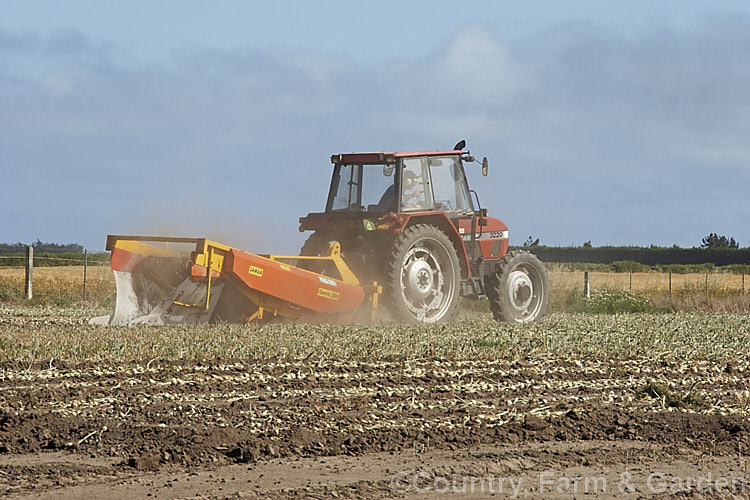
left=571, top=289, right=666, bottom=314
left=638, top=381, right=709, bottom=411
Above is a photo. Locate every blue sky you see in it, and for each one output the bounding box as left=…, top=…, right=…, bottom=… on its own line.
left=2, top=1, right=750, bottom=252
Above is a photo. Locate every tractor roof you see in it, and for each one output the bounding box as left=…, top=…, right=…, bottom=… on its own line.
left=331, top=150, right=463, bottom=164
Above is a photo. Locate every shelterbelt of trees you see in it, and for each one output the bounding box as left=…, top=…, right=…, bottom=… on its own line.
left=2, top=234, right=748, bottom=268
left=518, top=233, right=749, bottom=267
left=0, top=240, right=108, bottom=267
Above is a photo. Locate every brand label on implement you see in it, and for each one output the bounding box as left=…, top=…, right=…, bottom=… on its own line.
left=248, top=265, right=264, bottom=277
left=317, top=288, right=340, bottom=300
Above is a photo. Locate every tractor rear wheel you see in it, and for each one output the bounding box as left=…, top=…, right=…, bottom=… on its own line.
left=486, top=250, right=548, bottom=323
left=300, top=231, right=331, bottom=257
left=298, top=232, right=333, bottom=274
left=384, top=224, right=461, bottom=323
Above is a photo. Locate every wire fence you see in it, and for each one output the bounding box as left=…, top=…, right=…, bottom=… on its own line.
left=0, top=254, right=110, bottom=268
left=2, top=251, right=749, bottom=312
left=547, top=268, right=750, bottom=313
left=575, top=270, right=748, bottom=296
left=0, top=250, right=114, bottom=306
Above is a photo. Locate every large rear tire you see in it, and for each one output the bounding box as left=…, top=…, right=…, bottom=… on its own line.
left=486, top=250, right=548, bottom=323
left=384, top=224, right=461, bottom=323
left=300, top=231, right=331, bottom=257
left=298, top=232, right=333, bottom=274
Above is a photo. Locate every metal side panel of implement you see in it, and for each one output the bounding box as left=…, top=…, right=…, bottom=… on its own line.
left=223, top=249, right=366, bottom=322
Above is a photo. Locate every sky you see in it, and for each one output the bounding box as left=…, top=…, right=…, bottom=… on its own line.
left=2, top=1, right=750, bottom=252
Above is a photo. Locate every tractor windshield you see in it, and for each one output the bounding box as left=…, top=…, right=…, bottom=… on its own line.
left=401, top=156, right=473, bottom=213
left=426, top=156, right=473, bottom=213
left=326, top=155, right=474, bottom=214
left=328, top=163, right=395, bottom=212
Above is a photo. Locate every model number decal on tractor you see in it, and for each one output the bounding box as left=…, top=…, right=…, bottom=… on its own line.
left=317, top=288, right=340, bottom=300
left=462, top=230, right=508, bottom=242
left=248, top=265, right=264, bottom=277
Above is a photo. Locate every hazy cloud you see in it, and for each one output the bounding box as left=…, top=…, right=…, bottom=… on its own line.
left=2, top=19, right=750, bottom=250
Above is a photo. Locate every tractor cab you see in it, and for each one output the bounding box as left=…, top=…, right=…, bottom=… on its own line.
left=300, top=147, right=490, bottom=241
left=325, top=150, right=475, bottom=216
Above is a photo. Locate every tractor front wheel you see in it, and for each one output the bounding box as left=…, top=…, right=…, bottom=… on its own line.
left=384, top=224, right=461, bottom=323
left=486, top=250, right=549, bottom=323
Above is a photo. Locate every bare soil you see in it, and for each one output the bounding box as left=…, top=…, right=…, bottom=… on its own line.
left=1, top=354, right=748, bottom=499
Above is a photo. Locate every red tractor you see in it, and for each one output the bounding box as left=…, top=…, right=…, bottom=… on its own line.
left=299, top=140, right=549, bottom=323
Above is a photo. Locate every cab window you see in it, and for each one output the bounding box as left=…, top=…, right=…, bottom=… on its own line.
left=329, top=163, right=394, bottom=212
left=427, top=156, right=473, bottom=212
left=400, top=158, right=431, bottom=211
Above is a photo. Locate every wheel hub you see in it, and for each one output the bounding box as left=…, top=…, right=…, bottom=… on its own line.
left=405, top=260, right=434, bottom=300
left=507, top=270, right=533, bottom=312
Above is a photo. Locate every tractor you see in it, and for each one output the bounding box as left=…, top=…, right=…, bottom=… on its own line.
left=92, top=141, right=548, bottom=326
left=298, top=140, right=549, bottom=323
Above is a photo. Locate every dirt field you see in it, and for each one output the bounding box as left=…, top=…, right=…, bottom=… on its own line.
left=1, top=308, right=749, bottom=498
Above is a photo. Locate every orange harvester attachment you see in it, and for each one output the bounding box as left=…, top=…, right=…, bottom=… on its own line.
left=90, top=235, right=381, bottom=326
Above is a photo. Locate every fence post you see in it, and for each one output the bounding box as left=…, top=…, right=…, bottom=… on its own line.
left=83, top=249, right=88, bottom=300
left=584, top=271, right=590, bottom=298
left=25, top=245, right=33, bottom=300
left=629, top=271, right=632, bottom=291
left=668, top=271, right=672, bottom=301
left=743, top=272, right=745, bottom=295
left=705, top=271, right=709, bottom=296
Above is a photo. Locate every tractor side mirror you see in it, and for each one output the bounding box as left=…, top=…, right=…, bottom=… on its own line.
left=481, top=157, right=488, bottom=176
left=383, top=165, right=394, bottom=176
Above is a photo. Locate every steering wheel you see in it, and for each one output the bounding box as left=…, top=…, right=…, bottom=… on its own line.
left=437, top=200, right=454, bottom=211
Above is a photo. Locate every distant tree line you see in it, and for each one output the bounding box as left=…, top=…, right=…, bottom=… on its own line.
left=700, top=233, right=739, bottom=249
left=522, top=246, right=750, bottom=266
left=0, top=240, right=109, bottom=267
left=519, top=233, right=750, bottom=266
left=0, top=240, right=83, bottom=254
left=2, top=233, right=747, bottom=268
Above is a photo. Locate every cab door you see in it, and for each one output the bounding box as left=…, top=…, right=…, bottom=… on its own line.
left=425, top=156, right=479, bottom=257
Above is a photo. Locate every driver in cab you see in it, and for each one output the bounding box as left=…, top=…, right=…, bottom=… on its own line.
left=375, top=168, right=427, bottom=211
left=401, top=169, right=426, bottom=209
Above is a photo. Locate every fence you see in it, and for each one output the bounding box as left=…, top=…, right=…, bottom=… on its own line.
left=0, top=247, right=113, bottom=305
left=2, top=251, right=748, bottom=311
left=576, top=270, right=747, bottom=297
left=528, top=246, right=750, bottom=267
left=547, top=268, right=750, bottom=313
